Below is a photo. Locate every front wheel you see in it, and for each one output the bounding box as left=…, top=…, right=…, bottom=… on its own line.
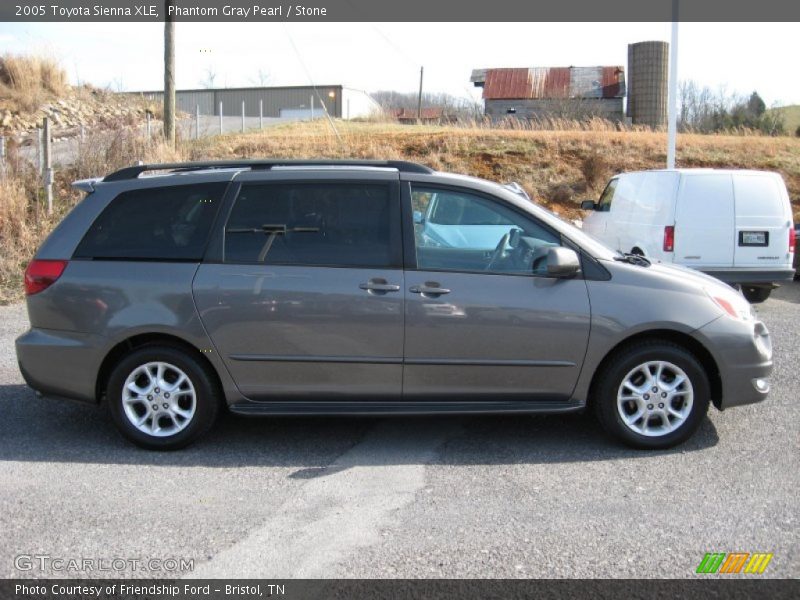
left=594, top=341, right=710, bottom=449
left=106, top=345, right=220, bottom=450
left=741, top=286, right=771, bottom=304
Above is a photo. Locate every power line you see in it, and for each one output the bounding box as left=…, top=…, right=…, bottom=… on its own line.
left=281, top=24, right=342, bottom=144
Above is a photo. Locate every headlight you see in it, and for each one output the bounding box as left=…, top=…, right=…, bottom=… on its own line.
left=704, top=287, right=755, bottom=322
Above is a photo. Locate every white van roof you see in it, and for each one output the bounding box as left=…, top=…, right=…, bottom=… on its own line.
left=619, top=168, right=782, bottom=178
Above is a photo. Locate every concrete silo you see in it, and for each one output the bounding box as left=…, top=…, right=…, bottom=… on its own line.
left=627, top=41, right=669, bottom=128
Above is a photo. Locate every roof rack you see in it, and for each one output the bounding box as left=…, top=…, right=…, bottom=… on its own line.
left=103, top=159, right=434, bottom=182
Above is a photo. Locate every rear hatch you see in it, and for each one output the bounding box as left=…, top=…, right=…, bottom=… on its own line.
left=732, top=173, right=792, bottom=269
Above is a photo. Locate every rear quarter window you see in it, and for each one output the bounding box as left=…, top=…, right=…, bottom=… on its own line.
left=74, top=183, right=227, bottom=260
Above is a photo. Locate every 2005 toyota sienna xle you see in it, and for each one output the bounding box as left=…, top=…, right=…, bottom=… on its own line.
left=16, top=160, right=774, bottom=450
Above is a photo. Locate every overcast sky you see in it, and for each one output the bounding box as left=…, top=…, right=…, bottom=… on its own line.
left=2, top=22, right=798, bottom=106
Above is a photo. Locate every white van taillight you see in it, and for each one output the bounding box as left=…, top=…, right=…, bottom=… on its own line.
left=663, top=226, right=675, bottom=252
left=24, top=260, right=67, bottom=295
left=790, top=227, right=796, bottom=254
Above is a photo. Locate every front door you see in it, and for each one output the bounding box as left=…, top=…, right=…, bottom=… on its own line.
left=193, top=175, right=404, bottom=400
left=404, top=184, right=591, bottom=401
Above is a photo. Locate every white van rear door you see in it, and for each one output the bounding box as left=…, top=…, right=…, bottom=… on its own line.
left=733, top=174, right=791, bottom=268
left=674, top=174, right=735, bottom=268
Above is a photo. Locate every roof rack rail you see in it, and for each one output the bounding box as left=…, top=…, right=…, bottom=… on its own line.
left=103, top=159, right=434, bottom=182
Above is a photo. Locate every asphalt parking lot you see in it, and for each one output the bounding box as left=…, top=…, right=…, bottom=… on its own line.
left=0, top=283, right=797, bottom=579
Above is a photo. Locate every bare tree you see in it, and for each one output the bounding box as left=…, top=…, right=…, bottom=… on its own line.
left=200, top=68, right=217, bottom=89
left=249, top=69, right=271, bottom=87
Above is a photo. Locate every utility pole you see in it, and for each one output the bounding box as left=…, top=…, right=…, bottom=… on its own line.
left=667, top=0, right=679, bottom=169
left=417, top=66, right=424, bottom=121
left=163, top=2, right=176, bottom=147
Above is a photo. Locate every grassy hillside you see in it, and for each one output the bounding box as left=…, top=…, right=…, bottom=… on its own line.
left=189, top=120, right=800, bottom=220
left=1, top=119, right=799, bottom=302
left=767, top=104, right=800, bottom=136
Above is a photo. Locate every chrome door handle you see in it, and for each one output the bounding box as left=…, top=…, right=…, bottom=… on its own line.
left=359, top=280, right=400, bottom=293
left=409, top=284, right=451, bottom=296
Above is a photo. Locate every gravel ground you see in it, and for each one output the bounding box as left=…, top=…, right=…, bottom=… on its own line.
left=0, top=283, right=797, bottom=579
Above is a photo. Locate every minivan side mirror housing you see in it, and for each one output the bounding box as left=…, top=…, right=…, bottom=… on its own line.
left=413, top=210, right=424, bottom=224
left=580, top=200, right=597, bottom=211
left=546, top=247, right=581, bottom=278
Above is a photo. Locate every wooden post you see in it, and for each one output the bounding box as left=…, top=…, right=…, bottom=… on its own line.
left=259, top=99, right=263, bottom=129
left=146, top=112, right=152, bottom=138
left=219, top=101, right=223, bottom=134
left=195, top=104, right=200, bottom=139
left=241, top=100, right=245, bottom=132
left=310, top=95, right=314, bottom=120
left=43, top=117, right=53, bottom=215
left=163, top=5, right=176, bottom=147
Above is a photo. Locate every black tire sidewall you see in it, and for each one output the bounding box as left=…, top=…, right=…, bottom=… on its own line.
left=106, top=346, right=218, bottom=450
left=596, top=343, right=710, bottom=449
left=742, top=286, right=770, bottom=304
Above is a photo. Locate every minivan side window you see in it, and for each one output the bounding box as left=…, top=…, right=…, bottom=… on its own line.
left=74, top=183, right=227, bottom=261
left=412, top=186, right=561, bottom=276
left=224, top=183, right=395, bottom=268
left=597, top=179, right=618, bottom=212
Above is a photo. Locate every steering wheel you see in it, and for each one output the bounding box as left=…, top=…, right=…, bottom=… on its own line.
left=486, top=232, right=511, bottom=271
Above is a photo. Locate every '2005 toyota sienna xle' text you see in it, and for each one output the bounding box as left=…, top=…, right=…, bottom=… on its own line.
left=16, top=160, right=773, bottom=450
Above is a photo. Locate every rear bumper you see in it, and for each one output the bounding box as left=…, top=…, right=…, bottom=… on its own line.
left=694, top=317, right=773, bottom=410
left=15, top=328, right=103, bottom=403
left=700, top=268, right=795, bottom=285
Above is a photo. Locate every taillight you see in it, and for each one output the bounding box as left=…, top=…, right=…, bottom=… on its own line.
left=790, top=226, right=796, bottom=254
left=663, top=225, right=675, bottom=252
left=24, top=259, right=67, bottom=295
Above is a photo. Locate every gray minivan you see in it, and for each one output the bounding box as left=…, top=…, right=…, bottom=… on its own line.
left=16, top=160, right=773, bottom=450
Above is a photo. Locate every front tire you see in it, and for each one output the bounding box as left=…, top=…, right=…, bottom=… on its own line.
left=106, top=345, right=220, bottom=450
left=741, top=286, right=771, bottom=304
left=594, top=341, right=710, bottom=449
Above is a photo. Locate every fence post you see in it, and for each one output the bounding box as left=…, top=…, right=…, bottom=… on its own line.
left=146, top=112, right=152, bottom=138
left=195, top=104, right=200, bottom=140
left=219, top=101, right=223, bottom=134
left=310, top=95, right=314, bottom=120
left=42, top=117, right=53, bottom=216
left=259, top=99, right=263, bottom=129
left=241, top=100, right=245, bottom=132
left=80, top=123, right=85, bottom=141
left=36, top=127, right=43, bottom=174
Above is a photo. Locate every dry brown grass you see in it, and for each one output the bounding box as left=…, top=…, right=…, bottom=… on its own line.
left=1, top=119, right=798, bottom=303
left=0, top=54, right=68, bottom=112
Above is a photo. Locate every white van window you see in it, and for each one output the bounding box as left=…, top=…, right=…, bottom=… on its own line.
left=734, top=175, right=782, bottom=217
left=681, top=175, right=734, bottom=211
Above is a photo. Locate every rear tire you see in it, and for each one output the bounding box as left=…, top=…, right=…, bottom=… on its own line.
left=741, top=286, right=771, bottom=304
left=594, top=341, right=710, bottom=449
left=106, top=345, right=220, bottom=450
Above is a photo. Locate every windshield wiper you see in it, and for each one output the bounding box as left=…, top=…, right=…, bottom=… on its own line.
left=614, top=253, right=651, bottom=267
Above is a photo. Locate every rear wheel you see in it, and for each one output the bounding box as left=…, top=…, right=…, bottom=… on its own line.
left=106, top=345, right=220, bottom=450
left=594, top=341, right=710, bottom=449
left=741, top=286, right=771, bottom=304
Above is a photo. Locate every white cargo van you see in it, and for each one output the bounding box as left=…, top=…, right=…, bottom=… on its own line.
left=581, top=169, right=795, bottom=302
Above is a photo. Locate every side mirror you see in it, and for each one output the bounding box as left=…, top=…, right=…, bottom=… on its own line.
left=413, top=210, right=424, bottom=224
left=546, top=247, right=581, bottom=278
left=580, top=200, right=597, bottom=211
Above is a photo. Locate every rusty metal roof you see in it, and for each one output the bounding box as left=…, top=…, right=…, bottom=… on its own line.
left=477, top=67, right=625, bottom=100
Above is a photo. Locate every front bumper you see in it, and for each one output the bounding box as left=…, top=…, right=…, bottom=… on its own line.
left=15, top=328, right=104, bottom=403
left=695, top=316, right=773, bottom=410
left=701, top=268, right=795, bottom=285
